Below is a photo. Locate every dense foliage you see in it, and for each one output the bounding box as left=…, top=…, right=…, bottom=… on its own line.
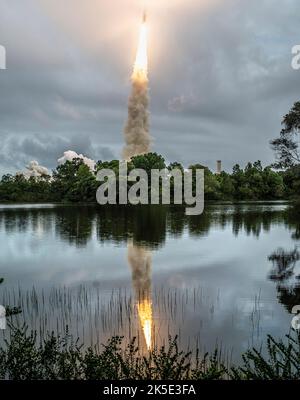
left=0, top=155, right=298, bottom=203
left=231, top=333, right=300, bottom=380
left=271, top=101, right=300, bottom=169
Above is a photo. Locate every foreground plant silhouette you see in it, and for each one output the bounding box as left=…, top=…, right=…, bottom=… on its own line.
left=231, top=333, right=300, bottom=380
left=0, top=325, right=300, bottom=380
left=0, top=325, right=225, bottom=380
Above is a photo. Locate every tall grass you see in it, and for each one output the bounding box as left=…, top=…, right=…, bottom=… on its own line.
left=1, top=285, right=226, bottom=353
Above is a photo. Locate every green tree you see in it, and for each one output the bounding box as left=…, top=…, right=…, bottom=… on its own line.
left=271, top=101, right=300, bottom=169
left=262, top=167, right=284, bottom=199
left=96, top=160, right=121, bottom=175
left=52, top=159, right=97, bottom=202
left=189, top=164, right=220, bottom=200
left=282, top=165, right=300, bottom=198
left=168, top=162, right=184, bottom=173
left=232, top=164, right=246, bottom=199
left=130, top=153, right=166, bottom=176
left=218, top=172, right=235, bottom=199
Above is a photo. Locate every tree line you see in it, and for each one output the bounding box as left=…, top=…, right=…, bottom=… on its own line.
left=0, top=101, right=299, bottom=203
left=0, top=155, right=299, bottom=203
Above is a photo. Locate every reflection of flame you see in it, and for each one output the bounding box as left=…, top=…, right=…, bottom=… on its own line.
left=127, top=242, right=153, bottom=350
left=132, top=21, right=148, bottom=81
left=137, top=299, right=152, bottom=350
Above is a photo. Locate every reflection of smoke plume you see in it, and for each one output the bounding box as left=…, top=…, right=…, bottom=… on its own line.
left=58, top=150, right=95, bottom=171
left=127, top=242, right=152, bottom=349
left=123, top=20, right=151, bottom=160
left=16, top=161, right=50, bottom=179
left=128, top=242, right=152, bottom=295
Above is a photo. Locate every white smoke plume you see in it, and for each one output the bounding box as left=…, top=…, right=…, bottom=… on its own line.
left=57, top=150, right=96, bottom=171
left=16, top=161, right=50, bottom=179
left=123, top=76, right=151, bottom=160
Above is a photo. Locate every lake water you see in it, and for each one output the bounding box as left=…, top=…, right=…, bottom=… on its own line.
left=0, top=202, right=299, bottom=362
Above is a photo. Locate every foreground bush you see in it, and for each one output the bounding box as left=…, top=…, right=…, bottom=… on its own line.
left=232, top=333, right=300, bottom=380
left=0, top=325, right=226, bottom=380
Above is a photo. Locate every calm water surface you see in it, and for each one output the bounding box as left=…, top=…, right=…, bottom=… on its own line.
left=0, top=203, right=299, bottom=362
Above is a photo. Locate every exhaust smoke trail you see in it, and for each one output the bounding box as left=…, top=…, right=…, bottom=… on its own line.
left=127, top=242, right=153, bottom=350
left=123, top=13, right=151, bottom=160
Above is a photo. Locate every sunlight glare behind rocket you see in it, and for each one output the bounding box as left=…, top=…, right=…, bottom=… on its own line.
left=132, top=11, right=148, bottom=80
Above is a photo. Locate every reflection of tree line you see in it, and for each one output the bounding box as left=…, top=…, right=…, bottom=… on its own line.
left=2, top=204, right=300, bottom=330
left=267, top=203, right=300, bottom=312
left=268, top=247, right=300, bottom=313
left=1, top=204, right=298, bottom=249
left=285, top=203, right=300, bottom=240
left=269, top=248, right=300, bottom=282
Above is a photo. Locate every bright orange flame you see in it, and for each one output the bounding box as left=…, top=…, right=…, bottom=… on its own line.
left=132, top=21, right=148, bottom=80
left=137, top=299, right=152, bottom=350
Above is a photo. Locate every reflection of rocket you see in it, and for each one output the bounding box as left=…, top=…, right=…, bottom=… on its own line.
left=127, top=242, right=153, bottom=350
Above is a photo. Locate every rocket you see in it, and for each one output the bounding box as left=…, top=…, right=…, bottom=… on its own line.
left=143, top=10, right=147, bottom=23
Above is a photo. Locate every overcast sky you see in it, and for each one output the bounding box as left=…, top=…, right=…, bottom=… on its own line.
left=0, top=0, right=299, bottom=175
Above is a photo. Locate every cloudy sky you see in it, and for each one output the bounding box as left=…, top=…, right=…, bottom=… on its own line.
left=0, top=0, right=299, bottom=175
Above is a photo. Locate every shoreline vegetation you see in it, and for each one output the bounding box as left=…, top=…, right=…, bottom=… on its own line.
left=3, top=100, right=300, bottom=205
left=0, top=200, right=294, bottom=207
left=0, top=154, right=299, bottom=204
left=0, top=324, right=300, bottom=380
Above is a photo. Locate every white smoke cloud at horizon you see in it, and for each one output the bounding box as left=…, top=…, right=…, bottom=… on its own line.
left=57, top=150, right=96, bottom=171
left=16, top=160, right=50, bottom=179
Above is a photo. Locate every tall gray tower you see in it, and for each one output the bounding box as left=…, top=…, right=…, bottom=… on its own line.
left=216, top=160, right=222, bottom=175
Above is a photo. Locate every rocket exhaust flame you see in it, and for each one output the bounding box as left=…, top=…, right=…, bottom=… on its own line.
left=123, top=12, right=151, bottom=160
left=132, top=21, right=148, bottom=79
left=127, top=242, right=153, bottom=350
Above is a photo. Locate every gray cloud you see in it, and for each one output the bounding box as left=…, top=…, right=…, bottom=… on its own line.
left=0, top=0, right=299, bottom=175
